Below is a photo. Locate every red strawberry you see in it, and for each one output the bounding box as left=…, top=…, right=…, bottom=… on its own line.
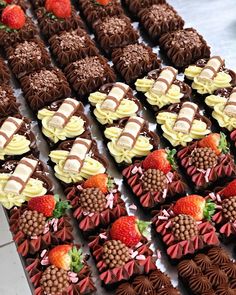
left=142, top=149, right=176, bottom=173
left=1, top=5, right=25, bottom=29
left=83, top=173, right=113, bottom=193
left=48, top=245, right=83, bottom=272
left=173, top=195, right=215, bottom=221
left=28, top=194, right=71, bottom=218
left=110, top=216, right=150, bottom=248
left=45, top=0, right=71, bottom=19
left=96, top=0, right=110, bottom=5
left=199, top=133, right=228, bottom=156
left=220, top=180, right=236, bottom=198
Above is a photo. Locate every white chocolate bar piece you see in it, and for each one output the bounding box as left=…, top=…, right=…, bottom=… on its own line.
left=151, top=67, right=178, bottom=95
left=4, top=157, right=38, bottom=194
left=117, top=116, right=145, bottom=150
left=224, top=88, right=236, bottom=118
left=101, top=82, right=130, bottom=112
left=173, top=102, right=198, bottom=134
left=63, top=138, right=92, bottom=173
left=198, top=56, right=224, bottom=82
left=0, top=117, right=23, bottom=149
left=49, top=98, right=80, bottom=129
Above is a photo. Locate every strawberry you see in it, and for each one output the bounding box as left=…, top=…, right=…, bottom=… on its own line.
left=142, top=149, right=177, bottom=173
left=220, top=180, right=236, bottom=198
left=28, top=194, right=71, bottom=218
left=110, top=216, right=150, bottom=248
left=48, top=245, right=83, bottom=272
left=83, top=173, right=113, bottom=193
left=45, top=0, right=71, bottom=19
left=199, top=132, right=229, bottom=156
left=96, top=0, right=110, bottom=5
left=1, top=4, right=25, bottom=30
left=173, top=194, right=215, bottom=221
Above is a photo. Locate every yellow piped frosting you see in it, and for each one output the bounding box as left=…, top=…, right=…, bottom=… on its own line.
left=49, top=150, right=106, bottom=183
left=88, top=92, right=139, bottom=125
left=184, top=65, right=232, bottom=94
left=156, top=112, right=210, bottom=146
left=38, top=108, right=85, bottom=143
left=0, top=135, right=30, bottom=160
left=0, top=174, right=47, bottom=209
left=104, top=126, right=153, bottom=164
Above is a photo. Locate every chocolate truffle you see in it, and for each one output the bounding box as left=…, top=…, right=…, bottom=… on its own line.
left=112, top=43, right=160, bottom=83
left=124, top=0, right=166, bottom=15
left=0, top=57, right=10, bottom=84
left=20, top=67, right=71, bottom=111
left=0, top=84, right=20, bottom=117
left=159, top=28, right=210, bottom=68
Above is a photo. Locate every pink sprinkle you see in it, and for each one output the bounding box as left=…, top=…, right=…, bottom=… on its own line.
left=156, top=249, right=162, bottom=259
left=136, top=255, right=146, bottom=261
left=165, top=220, right=172, bottom=229
left=131, top=166, right=143, bottom=175
left=162, top=209, right=170, bottom=217
left=40, top=250, right=47, bottom=258
left=52, top=218, right=58, bottom=232
left=77, top=185, right=83, bottom=191
left=209, top=192, right=216, bottom=201
left=129, top=204, right=137, bottom=210
left=216, top=194, right=222, bottom=203
left=83, top=211, right=90, bottom=216
left=196, top=221, right=202, bottom=225
left=131, top=250, right=138, bottom=258
left=89, top=213, right=95, bottom=217
left=216, top=205, right=222, bottom=209
left=99, top=233, right=107, bottom=240
left=205, top=168, right=211, bottom=182
left=31, top=235, right=38, bottom=240
left=106, top=193, right=114, bottom=209
left=162, top=188, right=168, bottom=199
left=70, top=276, right=79, bottom=283
left=41, top=256, right=49, bottom=266
left=135, top=242, right=143, bottom=249
left=68, top=272, right=78, bottom=278
left=166, top=172, right=174, bottom=183
left=158, top=216, right=168, bottom=220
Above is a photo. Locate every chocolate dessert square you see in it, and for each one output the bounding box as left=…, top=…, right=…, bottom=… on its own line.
left=139, top=3, right=184, bottom=40
left=112, top=43, right=160, bottom=84
left=6, top=38, right=51, bottom=78
left=88, top=82, right=142, bottom=127
left=0, top=57, right=10, bottom=84
left=20, top=67, right=71, bottom=111
left=135, top=67, right=192, bottom=112
left=159, top=28, right=211, bottom=68
left=177, top=133, right=236, bottom=190
left=64, top=55, right=116, bottom=97
left=104, top=116, right=159, bottom=167
left=178, top=247, right=236, bottom=294
left=49, top=28, right=99, bottom=67
left=65, top=174, right=127, bottom=235
left=124, top=0, right=166, bottom=15
left=37, top=98, right=91, bottom=147
left=0, top=84, right=20, bottom=117
left=122, top=149, right=187, bottom=210
left=93, top=14, right=139, bottom=54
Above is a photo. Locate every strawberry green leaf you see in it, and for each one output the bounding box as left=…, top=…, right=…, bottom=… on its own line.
left=219, top=132, right=229, bottom=154
left=53, top=200, right=72, bottom=219
left=203, top=199, right=216, bottom=220
left=0, top=1, right=6, bottom=8
left=69, top=247, right=84, bottom=273
left=166, top=149, right=177, bottom=170
left=107, top=177, right=114, bottom=192
left=137, top=220, right=151, bottom=237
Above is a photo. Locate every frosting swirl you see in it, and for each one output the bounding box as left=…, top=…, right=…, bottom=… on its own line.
left=194, top=254, right=212, bottom=271
left=115, top=283, right=136, bottom=295
left=205, top=266, right=228, bottom=287
left=132, top=276, right=154, bottom=295
left=0, top=134, right=30, bottom=160
left=188, top=275, right=211, bottom=293
left=178, top=260, right=201, bottom=279
left=207, top=247, right=230, bottom=264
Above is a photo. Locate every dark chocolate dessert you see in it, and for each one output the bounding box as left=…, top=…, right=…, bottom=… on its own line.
left=124, top=0, right=166, bottom=15
left=0, top=84, right=20, bottom=117
left=0, top=57, right=10, bottom=84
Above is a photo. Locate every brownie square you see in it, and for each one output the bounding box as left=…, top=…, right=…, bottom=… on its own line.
left=0, top=57, right=10, bottom=84
left=6, top=38, right=51, bottom=78
left=93, top=14, right=139, bottom=54
left=124, top=0, right=166, bottom=15
left=20, top=67, right=71, bottom=111
left=139, top=3, right=184, bottom=40
left=112, top=43, right=160, bottom=83
left=0, top=84, right=19, bottom=117
left=49, top=28, right=99, bottom=67
left=64, top=55, right=116, bottom=97
left=159, top=28, right=211, bottom=68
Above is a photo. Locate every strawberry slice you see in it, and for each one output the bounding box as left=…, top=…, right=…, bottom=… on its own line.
left=45, top=0, right=71, bottom=19
left=96, top=0, right=110, bottom=5
left=1, top=4, right=25, bottom=30
left=220, top=180, right=236, bottom=198
left=199, top=132, right=229, bottom=155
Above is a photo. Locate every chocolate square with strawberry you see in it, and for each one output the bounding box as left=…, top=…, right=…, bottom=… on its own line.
left=65, top=173, right=127, bottom=236
left=153, top=194, right=219, bottom=261
left=177, top=133, right=236, bottom=190
left=123, top=149, right=187, bottom=210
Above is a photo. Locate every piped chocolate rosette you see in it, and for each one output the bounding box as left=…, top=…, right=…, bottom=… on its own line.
left=49, top=137, right=107, bottom=185
left=152, top=195, right=219, bottom=260
left=207, top=179, right=236, bottom=242
left=0, top=115, right=38, bottom=161
left=178, top=247, right=236, bottom=294
left=177, top=133, right=236, bottom=189
left=25, top=244, right=96, bottom=295
left=0, top=157, right=53, bottom=209
left=184, top=56, right=236, bottom=95
left=38, top=98, right=90, bottom=145
left=88, top=82, right=142, bottom=126
left=104, top=116, right=159, bottom=165
left=205, top=86, right=236, bottom=132
left=122, top=149, right=187, bottom=209
left=135, top=67, right=191, bottom=111
left=156, top=102, right=211, bottom=146
left=9, top=194, right=73, bottom=256
left=65, top=173, right=127, bottom=235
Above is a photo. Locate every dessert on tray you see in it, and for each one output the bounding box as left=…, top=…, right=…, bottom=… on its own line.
left=0, top=57, right=10, bottom=84
left=122, top=149, right=187, bottom=209
left=156, top=101, right=211, bottom=146
left=104, top=116, right=160, bottom=166
left=135, top=67, right=192, bottom=112
left=177, top=133, right=236, bottom=189
left=0, top=156, right=53, bottom=209
left=112, top=43, right=160, bottom=84
left=159, top=28, right=210, bottom=68
left=152, top=194, right=219, bottom=261
left=0, top=84, right=20, bottom=117
left=88, top=82, right=142, bottom=126
left=37, top=98, right=90, bottom=146
left=65, top=173, right=127, bottom=235
left=185, top=56, right=236, bottom=95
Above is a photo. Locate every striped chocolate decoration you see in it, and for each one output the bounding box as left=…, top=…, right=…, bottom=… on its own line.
left=151, top=67, right=178, bottom=95
left=224, top=87, right=236, bottom=118
left=0, top=117, right=23, bottom=149
left=173, top=102, right=198, bottom=134
left=198, top=56, right=224, bottom=82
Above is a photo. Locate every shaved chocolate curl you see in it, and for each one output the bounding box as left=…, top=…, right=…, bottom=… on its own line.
left=173, top=102, right=198, bottom=134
